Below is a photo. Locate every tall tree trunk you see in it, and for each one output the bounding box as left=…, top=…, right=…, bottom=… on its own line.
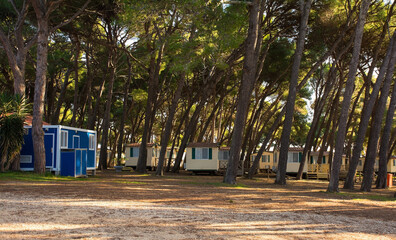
left=376, top=78, right=396, bottom=188
left=361, top=44, right=396, bottom=192
left=248, top=107, right=285, bottom=179
left=224, top=0, right=262, bottom=184
left=0, top=1, right=32, bottom=96
left=327, top=0, right=370, bottom=192
left=156, top=75, right=184, bottom=176
left=116, top=56, right=132, bottom=166
left=87, top=71, right=107, bottom=130
left=78, top=44, right=94, bottom=128
left=172, top=99, right=206, bottom=173
left=31, top=0, right=49, bottom=174
left=136, top=34, right=164, bottom=173
left=99, top=44, right=116, bottom=170
left=344, top=32, right=396, bottom=189
left=70, top=35, right=80, bottom=127
left=275, top=0, right=311, bottom=185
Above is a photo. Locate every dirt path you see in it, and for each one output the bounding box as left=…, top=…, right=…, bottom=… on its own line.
left=0, top=171, right=395, bottom=239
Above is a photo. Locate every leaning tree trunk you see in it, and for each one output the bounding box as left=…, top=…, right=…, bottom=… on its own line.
left=275, top=0, right=311, bottom=185
left=224, top=0, right=262, bottom=184
left=156, top=75, right=184, bottom=176
left=136, top=37, right=164, bottom=173
left=376, top=71, right=396, bottom=188
left=99, top=33, right=117, bottom=170
left=361, top=43, right=396, bottom=192
left=116, top=56, right=132, bottom=166
left=172, top=99, right=206, bottom=173
left=327, top=0, right=370, bottom=192
left=344, top=32, right=396, bottom=189
left=248, top=107, right=285, bottom=179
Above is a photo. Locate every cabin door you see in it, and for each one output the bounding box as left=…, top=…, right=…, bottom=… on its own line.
left=75, top=149, right=82, bottom=176
left=44, top=134, right=54, bottom=168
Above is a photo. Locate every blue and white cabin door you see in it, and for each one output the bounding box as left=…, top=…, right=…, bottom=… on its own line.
left=73, top=135, right=80, bottom=148
left=75, top=149, right=82, bottom=176
left=44, top=134, right=54, bottom=168
left=81, top=149, right=87, bottom=175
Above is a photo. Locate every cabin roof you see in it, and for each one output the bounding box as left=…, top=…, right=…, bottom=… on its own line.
left=2, top=114, right=49, bottom=126
left=125, top=143, right=155, bottom=147
left=219, top=147, right=230, bottom=150
left=187, top=142, right=218, bottom=148
left=288, top=147, right=304, bottom=152
left=310, top=151, right=330, bottom=156
left=24, top=115, right=50, bottom=126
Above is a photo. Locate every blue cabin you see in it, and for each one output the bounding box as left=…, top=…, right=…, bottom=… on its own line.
left=20, top=125, right=97, bottom=177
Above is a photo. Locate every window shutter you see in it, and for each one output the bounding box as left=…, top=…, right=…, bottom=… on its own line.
left=130, top=147, right=133, bottom=157
left=192, top=148, right=195, bottom=159
left=209, top=148, right=212, bottom=159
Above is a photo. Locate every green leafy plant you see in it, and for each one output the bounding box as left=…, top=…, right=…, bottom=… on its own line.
left=0, top=94, right=30, bottom=172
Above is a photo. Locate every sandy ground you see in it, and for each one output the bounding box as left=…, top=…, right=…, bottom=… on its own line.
left=0, top=170, right=395, bottom=240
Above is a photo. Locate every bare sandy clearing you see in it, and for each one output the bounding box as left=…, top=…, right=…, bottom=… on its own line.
left=0, top=171, right=395, bottom=239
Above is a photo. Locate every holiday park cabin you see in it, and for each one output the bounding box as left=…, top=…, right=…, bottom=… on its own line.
left=184, top=143, right=230, bottom=174
left=20, top=117, right=97, bottom=177
left=307, top=151, right=330, bottom=179
left=250, top=151, right=275, bottom=172
left=273, top=147, right=308, bottom=175
left=357, top=157, right=379, bottom=172
left=164, top=147, right=183, bottom=168
left=388, top=156, right=396, bottom=173
left=124, top=143, right=158, bottom=170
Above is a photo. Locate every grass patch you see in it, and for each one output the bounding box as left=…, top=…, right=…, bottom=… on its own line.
left=0, top=171, right=97, bottom=182
left=321, top=190, right=396, bottom=202
left=181, top=181, right=249, bottom=188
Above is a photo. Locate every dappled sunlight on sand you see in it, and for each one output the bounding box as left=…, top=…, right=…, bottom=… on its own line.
left=1, top=172, right=395, bottom=239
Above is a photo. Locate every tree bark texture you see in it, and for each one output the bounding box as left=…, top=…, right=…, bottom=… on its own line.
left=376, top=73, right=396, bottom=188
left=99, top=44, right=116, bottom=170
left=327, top=0, right=370, bottom=192
left=156, top=75, right=184, bottom=176
left=31, top=0, right=49, bottom=174
left=361, top=41, right=396, bottom=192
left=224, top=0, right=262, bottom=184
left=275, top=0, right=311, bottom=185
left=344, top=32, right=396, bottom=189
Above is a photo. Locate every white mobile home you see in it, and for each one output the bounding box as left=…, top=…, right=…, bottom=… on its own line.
left=388, top=156, right=396, bottom=173
left=273, top=148, right=308, bottom=174
left=357, top=157, right=379, bottom=172
left=185, top=143, right=230, bottom=174
left=250, top=151, right=274, bottom=172
left=124, top=143, right=158, bottom=170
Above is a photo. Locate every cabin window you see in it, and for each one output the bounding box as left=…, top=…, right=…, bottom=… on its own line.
left=274, top=153, right=277, bottom=163
left=322, top=156, right=326, bottom=164
left=393, top=159, right=396, bottom=166
left=61, top=130, right=68, bottom=148
left=130, top=147, right=139, bottom=158
left=192, top=148, right=212, bottom=160
left=262, top=155, right=269, bottom=163
left=218, top=150, right=229, bottom=160
left=20, top=155, right=32, bottom=164
left=359, top=160, right=362, bottom=166
left=288, top=152, right=299, bottom=163
left=89, top=135, right=95, bottom=150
